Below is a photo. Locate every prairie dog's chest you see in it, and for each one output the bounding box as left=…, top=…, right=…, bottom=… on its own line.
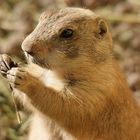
left=40, top=70, right=66, bottom=92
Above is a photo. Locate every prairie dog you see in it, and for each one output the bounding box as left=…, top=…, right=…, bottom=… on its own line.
left=1, top=8, right=140, bottom=140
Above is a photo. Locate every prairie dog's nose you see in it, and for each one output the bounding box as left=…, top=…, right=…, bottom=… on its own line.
left=22, top=37, right=37, bottom=56
left=22, top=34, right=47, bottom=56
left=22, top=45, right=34, bottom=56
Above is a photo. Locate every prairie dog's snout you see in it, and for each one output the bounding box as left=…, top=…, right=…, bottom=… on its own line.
left=21, top=35, right=48, bottom=57
left=21, top=37, right=35, bottom=56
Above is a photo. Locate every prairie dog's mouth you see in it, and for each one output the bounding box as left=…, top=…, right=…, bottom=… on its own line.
left=24, top=52, right=50, bottom=69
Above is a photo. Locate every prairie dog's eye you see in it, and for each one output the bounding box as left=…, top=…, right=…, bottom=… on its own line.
left=60, top=29, right=74, bottom=39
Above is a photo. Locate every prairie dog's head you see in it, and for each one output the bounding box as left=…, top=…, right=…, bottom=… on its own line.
left=22, top=8, right=113, bottom=73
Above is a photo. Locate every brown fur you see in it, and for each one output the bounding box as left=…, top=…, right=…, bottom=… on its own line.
left=5, top=8, right=140, bottom=140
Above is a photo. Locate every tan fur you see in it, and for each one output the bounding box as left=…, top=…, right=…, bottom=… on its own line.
left=6, top=8, right=140, bottom=140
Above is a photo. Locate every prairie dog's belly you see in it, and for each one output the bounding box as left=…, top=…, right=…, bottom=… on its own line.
left=28, top=113, right=50, bottom=140
left=28, top=112, right=76, bottom=140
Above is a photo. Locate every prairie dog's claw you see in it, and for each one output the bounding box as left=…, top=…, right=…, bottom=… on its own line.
left=0, top=54, right=18, bottom=77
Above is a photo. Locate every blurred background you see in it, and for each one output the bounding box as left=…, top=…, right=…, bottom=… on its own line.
left=0, top=0, right=140, bottom=140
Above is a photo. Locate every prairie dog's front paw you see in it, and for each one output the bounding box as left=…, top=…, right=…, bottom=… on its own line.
left=7, top=67, right=36, bottom=93
left=7, top=67, right=27, bottom=88
left=0, top=54, right=17, bottom=77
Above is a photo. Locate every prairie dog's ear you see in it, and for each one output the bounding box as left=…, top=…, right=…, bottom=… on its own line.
left=95, top=18, right=108, bottom=39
